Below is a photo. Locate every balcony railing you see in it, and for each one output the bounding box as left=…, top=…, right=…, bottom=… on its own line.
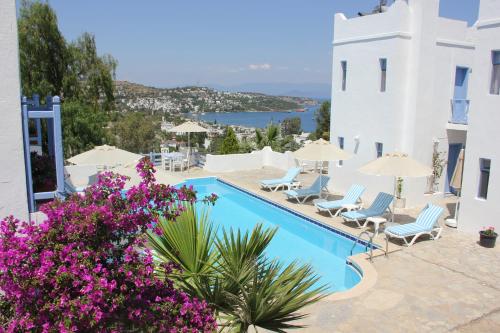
left=449, top=99, right=470, bottom=125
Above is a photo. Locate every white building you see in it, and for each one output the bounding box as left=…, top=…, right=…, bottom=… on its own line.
left=458, top=0, right=500, bottom=234
left=0, top=0, right=29, bottom=221
left=329, top=0, right=500, bottom=233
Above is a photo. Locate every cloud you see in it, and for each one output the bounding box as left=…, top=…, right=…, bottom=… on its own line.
left=248, top=63, right=272, bottom=70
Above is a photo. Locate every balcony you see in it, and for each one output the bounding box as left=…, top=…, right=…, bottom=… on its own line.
left=447, top=99, right=469, bottom=130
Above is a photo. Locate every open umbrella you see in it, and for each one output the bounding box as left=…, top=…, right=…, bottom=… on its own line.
left=445, top=148, right=465, bottom=228
left=168, top=121, right=209, bottom=170
left=358, top=152, right=433, bottom=222
left=67, top=145, right=143, bottom=169
left=293, top=139, right=353, bottom=198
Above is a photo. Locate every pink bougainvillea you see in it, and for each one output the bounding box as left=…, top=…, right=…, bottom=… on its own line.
left=0, top=158, right=217, bottom=332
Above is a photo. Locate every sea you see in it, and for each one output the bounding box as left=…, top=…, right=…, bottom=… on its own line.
left=187, top=105, right=320, bottom=133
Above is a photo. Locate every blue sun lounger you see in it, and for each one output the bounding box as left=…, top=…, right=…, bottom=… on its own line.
left=283, top=175, right=330, bottom=203
left=384, top=204, right=443, bottom=246
left=315, top=184, right=366, bottom=217
left=260, top=167, right=301, bottom=192
left=341, top=192, right=394, bottom=228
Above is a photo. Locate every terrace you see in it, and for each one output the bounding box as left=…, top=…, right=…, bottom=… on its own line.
left=164, top=166, right=500, bottom=332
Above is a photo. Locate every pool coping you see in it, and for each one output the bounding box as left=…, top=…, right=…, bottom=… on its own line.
left=182, top=176, right=381, bottom=300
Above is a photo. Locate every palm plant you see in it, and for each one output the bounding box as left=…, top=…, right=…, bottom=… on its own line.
left=147, top=204, right=328, bottom=333
left=255, top=124, right=281, bottom=151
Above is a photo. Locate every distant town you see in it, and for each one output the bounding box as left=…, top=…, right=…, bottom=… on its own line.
left=115, top=80, right=318, bottom=114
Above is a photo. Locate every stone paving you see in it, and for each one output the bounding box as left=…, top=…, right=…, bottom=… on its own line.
left=164, top=166, right=500, bottom=332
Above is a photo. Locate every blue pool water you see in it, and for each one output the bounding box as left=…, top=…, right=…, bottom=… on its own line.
left=180, top=177, right=368, bottom=292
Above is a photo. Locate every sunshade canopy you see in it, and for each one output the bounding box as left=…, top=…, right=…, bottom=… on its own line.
left=450, top=149, right=465, bottom=190
left=167, top=121, right=209, bottom=133
left=110, top=165, right=179, bottom=188
left=358, top=152, right=432, bottom=177
left=67, top=145, right=143, bottom=168
left=293, top=139, right=353, bottom=162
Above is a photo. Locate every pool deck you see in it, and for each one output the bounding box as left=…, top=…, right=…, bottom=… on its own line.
left=161, top=166, right=500, bottom=333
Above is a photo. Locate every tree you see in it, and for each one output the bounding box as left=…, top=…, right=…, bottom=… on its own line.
left=113, top=112, right=158, bottom=153
left=18, top=1, right=117, bottom=156
left=148, top=205, right=328, bottom=333
left=220, top=127, right=240, bottom=154
left=315, top=101, right=331, bottom=140
left=61, top=100, right=108, bottom=157
left=281, top=117, right=302, bottom=136
left=255, top=124, right=280, bottom=150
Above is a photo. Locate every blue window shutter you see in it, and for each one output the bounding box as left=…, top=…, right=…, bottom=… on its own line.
left=380, top=58, right=387, bottom=71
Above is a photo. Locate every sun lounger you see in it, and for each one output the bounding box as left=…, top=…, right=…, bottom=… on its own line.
left=384, top=204, right=443, bottom=246
left=283, top=175, right=330, bottom=203
left=260, top=167, right=301, bottom=192
left=315, top=184, right=365, bottom=217
left=341, top=192, right=393, bottom=227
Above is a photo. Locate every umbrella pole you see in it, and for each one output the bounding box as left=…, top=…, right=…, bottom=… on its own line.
left=392, top=176, right=396, bottom=222
left=453, top=189, right=460, bottom=220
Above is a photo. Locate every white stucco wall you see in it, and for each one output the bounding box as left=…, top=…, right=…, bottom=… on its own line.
left=0, top=0, right=29, bottom=221
left=458, top=0, right=500, bottom=233
left=204, top=147, right=297, bottom=173
left=329, top=0, right=474, bottom=207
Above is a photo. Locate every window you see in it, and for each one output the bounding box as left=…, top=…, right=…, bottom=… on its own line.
left=478, top=158, right=491, bottom=199
left=341, top=61, right=347, bottom=91
left=491, top=51, right=500, bottom=95
left=380, top=58, right=387, bottom=92
left=338, top=136, right=345, bottom=166
left=375, top=142, right=383, bottom=158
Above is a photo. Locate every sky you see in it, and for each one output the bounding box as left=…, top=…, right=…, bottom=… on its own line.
left=23, top=0, right=480, bottom=96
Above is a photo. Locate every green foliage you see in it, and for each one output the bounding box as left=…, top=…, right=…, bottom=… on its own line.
left=220, top=127, right=240, bottom=155
left=18, top=0, right=117, bottom=156
left=281, top=117, right=302, bottom=136
left=255, top=124, right=280, bottom=150
left=113, top=112, right=159, bottom=153
left=61, top=100, right=108, bottom=157
left=238, top=138, right=255, bottom=153
left=315, top=101, right=331, bottom=140
left=147, top=205, right=328, bottom=333
left=280, top=135, right=301, bottom=152
left=396, top=177, right=404, bottom=199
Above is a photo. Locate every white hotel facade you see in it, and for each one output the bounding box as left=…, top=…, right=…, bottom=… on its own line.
left=329, top=0, right=500, bottom=233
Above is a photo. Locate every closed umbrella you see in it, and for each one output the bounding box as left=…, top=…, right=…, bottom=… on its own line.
left=358, top=152, right=433, bottom=222
left=293, top=139, right=353, bottom=198
left=446, top=148, right=465, bottom=228
left=67, top=145, right=143, bottom=169
left=168, top=121, right=209, bottom=170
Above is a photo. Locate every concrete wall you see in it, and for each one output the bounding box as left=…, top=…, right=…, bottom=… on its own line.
left=329, top=0, right=473, bottom=207
left=0, top=0, right=29, bottom=221
left=458, top=0, right=500, bottom=233
left=204, top=147, right=297, bottom=173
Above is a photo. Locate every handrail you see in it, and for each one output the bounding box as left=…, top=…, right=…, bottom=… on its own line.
left=350, top=231, right=375, bottom=262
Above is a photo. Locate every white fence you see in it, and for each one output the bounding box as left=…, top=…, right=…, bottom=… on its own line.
left=204, top=147, right=299, bottom=173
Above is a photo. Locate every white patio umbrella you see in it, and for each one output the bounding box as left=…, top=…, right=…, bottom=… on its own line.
left=293, top=139, right=353, bottom=198
left=167, top=121, right=209, bottom=170
left=110, top=164, right=180, bottom=189
left=358, top=152, right=433, bottom=222
left=445, top=148, right=465, bottom=228
left=67, top=145, right=143, bottom=169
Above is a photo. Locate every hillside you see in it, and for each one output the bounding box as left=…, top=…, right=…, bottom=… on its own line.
left=114, top=81, right=316, bottom=113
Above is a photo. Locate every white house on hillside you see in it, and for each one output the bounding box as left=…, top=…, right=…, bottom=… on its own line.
left=329, top=0, right=499, bottom=233
left=459, top=0, right=500, bottom=234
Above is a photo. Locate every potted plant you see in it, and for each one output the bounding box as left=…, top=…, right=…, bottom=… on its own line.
left=430, top=150, right=446, bottom=193
left=479, top=226, right=498, bottom=248
left=394, top=177, right=406, bottom=208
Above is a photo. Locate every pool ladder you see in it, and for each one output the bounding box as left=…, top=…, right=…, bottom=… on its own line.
left=350, top=231, right=390, bottom=262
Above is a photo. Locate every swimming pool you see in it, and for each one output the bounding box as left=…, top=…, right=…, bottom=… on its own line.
left=179, top=177, right=370, bottom=292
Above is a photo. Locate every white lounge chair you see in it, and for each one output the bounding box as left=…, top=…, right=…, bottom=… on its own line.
left=283, top=175, right=330, bottom=203
left=384, top=204, right=444, bottom=246
left=315, top=184, right=366, bottom=217
left=341, top=192, right=393, bottom=228
left=260, top=167, right=301, bottom=192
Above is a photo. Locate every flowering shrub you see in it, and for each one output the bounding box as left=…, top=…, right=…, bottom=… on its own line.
left=481, top=226, right=497, bottom=236
left=0, top=158, right=217, bottom=332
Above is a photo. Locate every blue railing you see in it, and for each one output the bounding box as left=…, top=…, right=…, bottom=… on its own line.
left=449, top=99, right=470, bottom=125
